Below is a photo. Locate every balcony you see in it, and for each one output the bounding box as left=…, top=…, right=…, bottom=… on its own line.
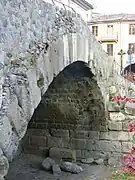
left=98, top=34, right=118, bottom=43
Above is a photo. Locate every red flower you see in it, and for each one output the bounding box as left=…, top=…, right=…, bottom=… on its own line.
left=128, top=121, right=135, bottom=132
left=121, top=166, right=129, bottom=172
left=131, top=146, right=135, bottom=154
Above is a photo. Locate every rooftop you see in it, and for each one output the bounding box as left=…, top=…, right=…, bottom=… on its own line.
left=72, top=0, right=94, bottom=11
left=89, top=13, right=135, bottom=24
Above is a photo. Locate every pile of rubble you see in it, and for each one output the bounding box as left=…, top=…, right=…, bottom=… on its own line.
left=42, top=157, right=83, bottom=175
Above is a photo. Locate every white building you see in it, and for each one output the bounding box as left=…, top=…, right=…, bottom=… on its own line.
left=88, top=13, right=135, bottom=69
left=56, top=0, right=94, bottom=22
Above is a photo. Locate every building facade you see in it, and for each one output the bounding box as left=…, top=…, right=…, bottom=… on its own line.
left=88, top=14, right=135, bottom=69
left=55, top=0, right=94, bottom=21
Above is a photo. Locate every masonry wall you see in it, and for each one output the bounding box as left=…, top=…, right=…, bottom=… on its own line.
left=23, top=62, right=134, bottom=166
left=0, top=0, right=135, bottom=179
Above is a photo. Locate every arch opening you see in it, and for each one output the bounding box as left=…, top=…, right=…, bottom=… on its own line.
left=23, top=61, right=106, bottom=161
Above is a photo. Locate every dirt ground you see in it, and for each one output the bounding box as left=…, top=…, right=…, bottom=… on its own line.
left=6, top=153, right=117, bottom=180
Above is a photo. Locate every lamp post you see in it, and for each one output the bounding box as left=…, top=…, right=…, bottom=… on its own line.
left=118, top=49, right=126, bottom=73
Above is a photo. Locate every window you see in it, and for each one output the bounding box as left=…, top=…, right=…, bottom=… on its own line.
left=129, top=24, right=135, bottom=35
left=129, top=43, right=135, bottom=54
left=107, top=44, right=113, bottom=56
left=107, top=25, right=113, bottom=36
left=92, top=26, right=98, bottom=36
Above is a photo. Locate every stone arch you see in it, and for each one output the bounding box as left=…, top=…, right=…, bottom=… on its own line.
left=23, top=60, right=107, bottom=161
left=29, top=60, right=106, bottom=131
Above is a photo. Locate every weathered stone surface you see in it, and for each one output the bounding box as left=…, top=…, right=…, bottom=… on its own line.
left=100, top=131, right=130, bottom=141
left=121, top=142, right=133, bottom=153
left=95, top=158, right=104, bottom=165
left=49, top=147, right=76, bottom=161
left=108, top=154, right=122, bottom=167
left=81, top=150, right=110, bottom=161
left=108, top=102, right=120, bottom=112
left=7, top=95, right=27, bottom=139
left=42, top=157, right=55, bottom=171
left=30, top=135, right=47, bottom=147
left=72, top=139, right=87, bottom=150
left=47, top=136, right=63, bottom=148
left=60, top=162, right=83, bottom=174
left=109, top=112, right=126, bottom=121
left=0, top=116, right=12, bottom=151
left=122, top=121, right=129, bottom=131
left=109, top=86, right=118, bottom=95
left=125, top=102, right=135, bottom=115
left=108, top=121, right=122, bottom=131
left=0, top=0, right=135, bottom=177
left=0, top=175, right=4, bottom=180
left=52, top=164, right=61, bottom=175
left=51, top=129, right=69, bottom=138
left=81, top=158, right=94, bottom=164
left=94, top=140, right=121, bottom=152
left=70, top=130, right=89, bottom=139
left=0, top=155, right=9, bottom=177
left=88, top=131, right=100, bottom=140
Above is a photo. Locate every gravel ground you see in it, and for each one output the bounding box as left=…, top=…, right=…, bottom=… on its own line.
left=5, top=154, right=116, bottom=180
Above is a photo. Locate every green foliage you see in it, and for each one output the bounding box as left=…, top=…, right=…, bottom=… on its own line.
left=110, top=172, right=134, bottom=180
left=37, top=75, right=44, bottom=88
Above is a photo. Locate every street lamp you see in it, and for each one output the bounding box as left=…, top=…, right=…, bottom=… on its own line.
left=118, top=49, right=126, bottom=73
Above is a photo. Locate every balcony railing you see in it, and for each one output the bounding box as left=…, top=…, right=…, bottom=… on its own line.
left=98, top=33, right=118, bottom=43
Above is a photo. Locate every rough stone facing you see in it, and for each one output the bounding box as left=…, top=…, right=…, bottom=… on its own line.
left=0, top=0, right=134, bottom=177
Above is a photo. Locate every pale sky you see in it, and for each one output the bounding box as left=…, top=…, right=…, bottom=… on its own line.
left=91, top=0, right=135, bottom=14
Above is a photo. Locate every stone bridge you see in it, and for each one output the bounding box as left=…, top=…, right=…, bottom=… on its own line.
left=0, top=0, right=135, bottom=178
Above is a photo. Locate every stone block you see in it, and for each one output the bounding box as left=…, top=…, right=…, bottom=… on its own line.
left=60, top=162, right=83, bottom=174
left=88, top=131, right=100, bottom=140
left=121, top=142, right=133, bottom=153
left=122, top=121, right=129, bottom=131
left=28, top=129, right=50, bottom=136
left=76, top=150, right=81, bottom=159
left=72, top=139, right=87, bottom=150
left=107, top=102, right=120, bottom=112
left=81, top=150, right=110, bottom=160
left=100, top=131, right=130, bottom=141
left=42, top=157, right=56, bottom=171
left=95, top=158, right=104, bottom=165
left=49, top=147, right=76, bottom=161
left=30, top=135, right=47, bottom=147
left=86, top=140, right=96, bottom=150
left=109, top=112, right=126, bottom=121
left=47, top=136, right=63, bottom=148
left=61, top=138, right=72, bottom=149
left=51, top=129, right=69, bottom=138
left=70, top=130, right=89, bottom=139
left=24, top=146, right=49, bottom=157
left=108, top=121, right=122, bottom=131
left=94, top=140, right=121, bottom=152
left=125, top=102, right=135, bottom=115
left=52, top=164, right=61, bottom=175
left=81, top=158, right=94, bottom=164
left=108, top=153, right=122, bottom=167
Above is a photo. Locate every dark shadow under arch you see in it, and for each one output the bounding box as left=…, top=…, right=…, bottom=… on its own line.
left=28, top=60, right=105, bottom=131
